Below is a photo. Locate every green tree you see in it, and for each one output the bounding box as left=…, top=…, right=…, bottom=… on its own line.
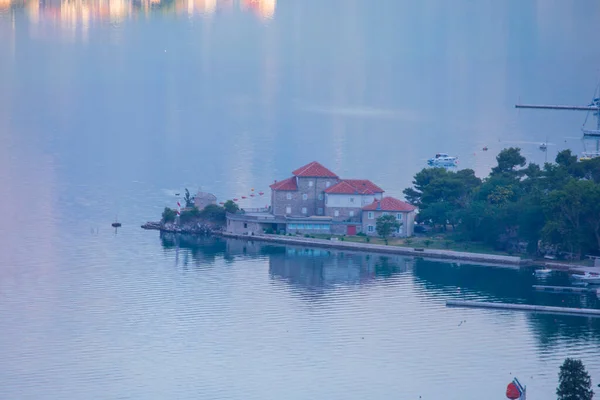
left=161, top=207, right=177, bottom=223
left=199, top=204, right=226, bottom=222
left=490, top=147, right=526, bottom=177
left=557, top=358, right=594, bottom=400
left=184, top=188, right=195, bottom=208
left=223, top=200, right=240, bottom=214
left=376, top=214, right=400, bottom=243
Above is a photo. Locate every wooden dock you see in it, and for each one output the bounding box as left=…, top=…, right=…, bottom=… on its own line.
left=446, top=300, right=600, bottom=317
left=533, top=285, right=599, bottom=294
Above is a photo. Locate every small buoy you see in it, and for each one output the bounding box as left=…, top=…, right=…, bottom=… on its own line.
left=112, top=222, right=121, bottom=228
left=483, top=146, right=488, bottom=151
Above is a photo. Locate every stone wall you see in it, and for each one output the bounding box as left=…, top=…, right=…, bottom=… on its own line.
left=271, top=176, right=339, bottom=217
left=325, top=205, right=362, bottom=222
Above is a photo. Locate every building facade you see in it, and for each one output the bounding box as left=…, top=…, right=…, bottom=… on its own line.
left=227, top=161, right=417, bottom=237
left=361, top=197, right=417, bottom=237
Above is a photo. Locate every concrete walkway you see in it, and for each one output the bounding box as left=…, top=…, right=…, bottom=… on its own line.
left=219, top=232, right=529, bottom=266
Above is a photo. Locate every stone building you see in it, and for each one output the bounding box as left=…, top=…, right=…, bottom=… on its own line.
left=226, top=161, right=417, bottom=237
left=361, top=197, right=417, bottom=237
left=194, top=191, right=217, bottom=211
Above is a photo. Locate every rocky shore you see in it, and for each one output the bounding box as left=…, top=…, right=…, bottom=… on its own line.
left=141, top=221, right=219, bottom=235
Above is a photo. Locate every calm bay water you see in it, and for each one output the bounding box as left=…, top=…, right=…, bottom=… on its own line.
left=2, top=1, right=600, bottom=399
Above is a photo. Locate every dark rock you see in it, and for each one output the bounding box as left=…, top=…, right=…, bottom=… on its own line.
left=141, top=220, right=220, bottom=236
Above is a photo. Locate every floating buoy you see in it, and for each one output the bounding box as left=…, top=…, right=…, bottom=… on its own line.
left=112, top=222, right=121, bottom=228
left=233, top=198, right=238, bottom=202
left=242, top=196, right=247, bottom=199
left=259, top=192, right=264, bottom=196
left=250, top=194, right=255, bottom=197
left=483, top=146, right=488, bottom=151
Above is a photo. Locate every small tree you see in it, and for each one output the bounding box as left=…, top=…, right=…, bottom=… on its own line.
left=557, top=358, right=594, bottom=400
left=184, top=188, right=195, bottom=208
left=376, top=214, right=400, bottom=244
left=162, top=207, right=177, bottom=223
left=223, top=200, right=240, bottom=214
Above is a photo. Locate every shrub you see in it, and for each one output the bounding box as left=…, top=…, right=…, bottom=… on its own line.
left=404, top=238, right=413, bottom=246
left=198, top=204, right=226, bottom=222
left=162, top=207, right=177, bottom=223
left=424, top=239, right=433, bottom=248
left=223, top=200, right=239, bottom=214
left=444, top=240, right=452, bottom=249
left=340, top=237, right=344, bottom=241
left=356, top=232, right=366, bottom=237
left=366, top=237, right=371, bottom=243
left=180, top=206, right=201, bottom=223
left=264, top=228, right=274, bottom=234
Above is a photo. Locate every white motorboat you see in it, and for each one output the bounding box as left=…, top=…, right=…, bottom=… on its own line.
left=535, top=268, right=553, bottom=277
left=571, top=272, right=600, bottom=285
left=427, top=153, right=458, bottom=166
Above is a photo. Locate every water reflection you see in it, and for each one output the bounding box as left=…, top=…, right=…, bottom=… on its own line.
left=160, top=234, right=412, bottom=288
left=268, top=247, right=411, bottom=292
left=1, top=0, right=276, bottom=20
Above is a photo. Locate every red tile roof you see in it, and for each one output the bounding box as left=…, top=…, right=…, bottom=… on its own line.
left=269, top=176, right=298, bottom=191
left=343, top=179, right=384, bottom=193
left=292, top=161, right=338, bottom=178
left=362, top=197, right=416, bottom=212
left=325, top=179, right=384, bottom=195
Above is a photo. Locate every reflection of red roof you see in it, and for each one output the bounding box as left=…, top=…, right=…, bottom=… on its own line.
left=292, top=161, right=338, bottom=178
left=362, top=197, right=416, bottom=212
left=269, top=177, right=297, bottom=191
left=325, top=179, right=384, bottom=195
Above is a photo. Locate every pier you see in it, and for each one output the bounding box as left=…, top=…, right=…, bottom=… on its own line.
left=446, top=300, right=600, bottom=317
left=533, top=285, right=600, bottom=294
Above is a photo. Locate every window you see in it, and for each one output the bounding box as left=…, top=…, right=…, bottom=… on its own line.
left=317, top=207, right=323, bottom=215
left=349, top=211, right=354, bottom=217
left=323, top=224, right=330, bottom=230
left=302, top=207, right=307, bottom=214
left=307, top=224, right=313, bottom=230
left=382, top=212, right=389, bottom=216
left=326, top=181, right=331, bottom=188
left=289, top=224, right=297, bottom=229
left=334, top=210, right=339, bottom=217
left=286, top=193, right=292, bottom=200
left=398, top=227, right=403, bottom=234
left=318, top=193, right=323, bottom=200
left=397, top=213, right=403, bottom=221
left=350, top=197, right=354, bottom=203
left=243, top=223, right=247, bottom=228
left=286, top=206, right=291, bottom=214
left=308, top=181, right=314, bottom=187
left=302, top=193, right=308, bottom=200
left=368, top=225, right=374, bottom=233
left=368, top=212, right=374, bottom=219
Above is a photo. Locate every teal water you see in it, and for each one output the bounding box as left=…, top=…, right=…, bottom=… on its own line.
left=2, top=1, right=600, bottom=399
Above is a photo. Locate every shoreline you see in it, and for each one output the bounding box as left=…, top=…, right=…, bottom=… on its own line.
left=219, top=232, right=531, bottom=267
left=141, top=222, right=598, bottom=273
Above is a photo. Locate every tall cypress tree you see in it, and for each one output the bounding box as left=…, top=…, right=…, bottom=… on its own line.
left=557, top=358, right=594, bottom=400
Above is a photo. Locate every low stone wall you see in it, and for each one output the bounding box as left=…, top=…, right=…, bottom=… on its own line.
left=219, top=232, right=529, bottom=266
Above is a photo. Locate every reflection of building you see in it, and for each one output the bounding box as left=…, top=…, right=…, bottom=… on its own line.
left=268, top=246, right=410, bottom=290
left=227, top=161, right=417, bottom=237
left=241, top=0, right=275, bottom=19
left=6, top=0, right=275, bottom=25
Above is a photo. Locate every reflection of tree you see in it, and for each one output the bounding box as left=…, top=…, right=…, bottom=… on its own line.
left=160, top=232, right=227, bottom=265
left=413, top=259, right=600, bottom=346
left=528, top=313, right=600, bottom=351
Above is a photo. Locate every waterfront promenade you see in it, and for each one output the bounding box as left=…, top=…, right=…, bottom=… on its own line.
left=220, top=232, right=529, bottom=266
